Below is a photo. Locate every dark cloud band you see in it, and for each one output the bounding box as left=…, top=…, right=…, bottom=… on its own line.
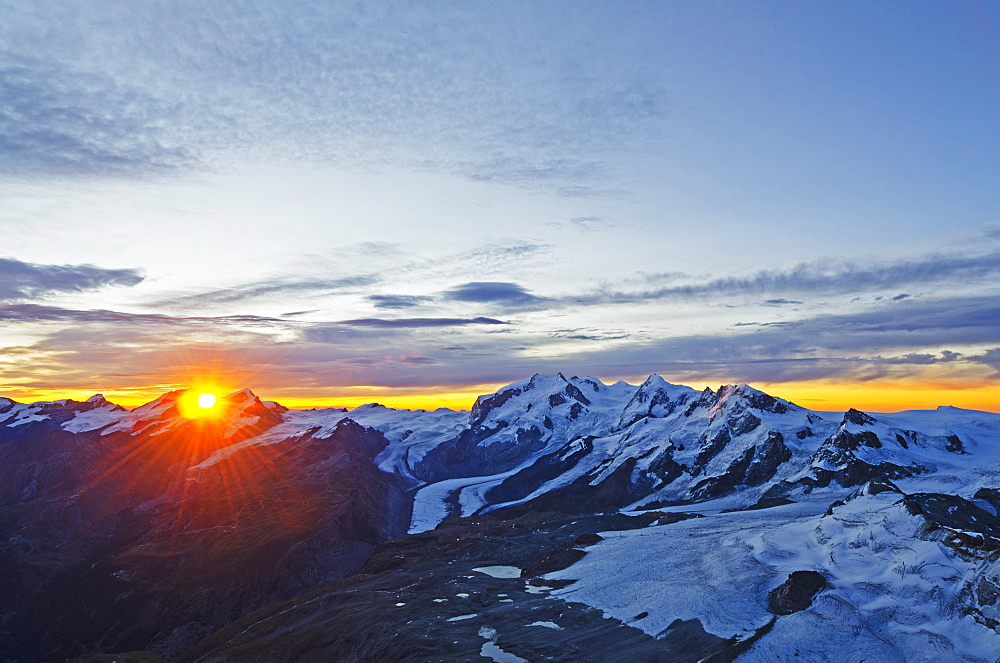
left=367, top=294, right=434, bottom=309
left=0, top=257, right=143, bottom=303
left=0, top=304, right=279, bottom=326
left=336, top=317, right=507, bottom=328
left=442, top=281, right=547, bottom=308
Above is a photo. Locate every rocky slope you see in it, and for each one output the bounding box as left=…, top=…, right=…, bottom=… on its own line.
left=0, top=390, right=409, bottom=660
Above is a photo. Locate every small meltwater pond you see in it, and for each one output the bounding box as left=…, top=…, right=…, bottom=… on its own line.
left=479, top=627, right=527, bottom=663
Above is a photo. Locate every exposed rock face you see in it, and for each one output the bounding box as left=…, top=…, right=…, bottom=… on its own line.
left=974, top=487, right=1000, bottom=514
left=690, top=432, right=792, bottom=500
left=694, top=427, right=731, bottom=466
left=946, top=434, right=966, bottom=453
left=807, top=410, right=931, bottom=488
left=727, top=409, right=762, bottom=436
left=484, top=436, right=594, bottom=505
left=844, top=408, right=877, bottom=426
left=499, top=456, right=645, bottom=516
left=767, top=571, right=827, bottom=615
left=904, top=492, right=1000, bottom=554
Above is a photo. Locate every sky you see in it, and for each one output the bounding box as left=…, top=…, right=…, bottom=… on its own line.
left=1, top=0, right=999, bottom=412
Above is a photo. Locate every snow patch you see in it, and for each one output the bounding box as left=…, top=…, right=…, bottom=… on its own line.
left=528, top=621, right=563, bottom=630
left=472, top=565, right=521, bottom=579
left=61, top=407, right=124, bottom=433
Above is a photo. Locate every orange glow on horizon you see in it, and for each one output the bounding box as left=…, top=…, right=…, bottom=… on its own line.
left=0, top=385, right=492, bottom=411
left=0, top=346, right=265, bottom=409
left=2, top=379, right=997, bottom=414
left=277, top=390, right=489, bottom=411
left=756, top=380, right=1000, bottom=413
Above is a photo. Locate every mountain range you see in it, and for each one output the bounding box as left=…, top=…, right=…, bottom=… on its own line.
left=2, top=374, right=1000, bottom=661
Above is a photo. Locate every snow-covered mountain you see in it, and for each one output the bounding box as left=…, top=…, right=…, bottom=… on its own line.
left=2, top=376, right=1000, bottom=661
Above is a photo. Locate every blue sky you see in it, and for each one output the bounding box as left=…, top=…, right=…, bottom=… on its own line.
left=1, top=1, right=999, bottom=409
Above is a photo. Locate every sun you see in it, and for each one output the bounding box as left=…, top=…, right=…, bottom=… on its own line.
left=178, top=388, right=226, bottom=420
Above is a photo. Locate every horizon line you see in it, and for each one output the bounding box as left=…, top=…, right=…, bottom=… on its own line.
left=3, top=375, right=999, bottom=415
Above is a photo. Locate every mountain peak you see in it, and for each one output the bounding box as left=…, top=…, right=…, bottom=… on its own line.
left=640, top=373, right=667, bottom=388
left=712, top=383, right=792, bottom=414
left=843, top=408, right=877, bottom=426
left=353, top=402, right=388, bottom=411
left=131, top=389, right=184, bottom=412
left=228, top=388, right=261, bottom=404
left=527, top=372, right=568, bottom=389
